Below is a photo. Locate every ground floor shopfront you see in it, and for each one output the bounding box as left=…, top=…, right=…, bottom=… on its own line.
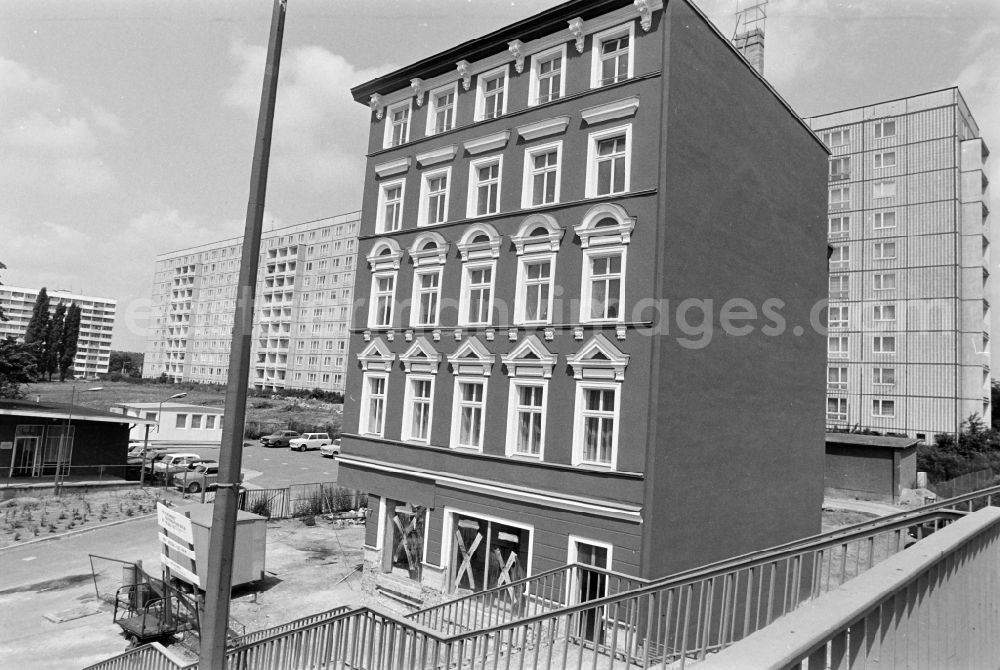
left=339, top=456, right=643, bottom=609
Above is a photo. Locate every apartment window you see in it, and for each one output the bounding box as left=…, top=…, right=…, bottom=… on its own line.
left=377, top=180, right=405, bottom=233
left=205, top=415, right=216, bottom=430
left=828, top=336, right=848, bottom=357
left=873, top=273, right=896, bottom=291
left=385, top=101, right=411, bottom=148
left=530, top=45, right=565, bottom=105
left=427, top=83, right=457, bottom=135
left=517, top=255, right=554, bottom=324
left=829, top=216, right=850, bottom=237
left=829, top=157, right=851, bottom=179
left=873, top=304, right=896, bottom=322
left=874, top=241, right=896, bottom=260
left=402, top=376, right=434, bottom=443
left=827, top=366, right=848, bottom=390
left=411, top=269, right=441, bottom=327
left=586, top=125, right=631, bottom=197
left=574, top=384, right=619, bottom=467
left=468, top=156, right=502, bottom=218
left=829, top=274, right=849, bottom=299
left=419, top=168, right=450, bottom=226
left=873, top=151, right=896, bottom=169
left=360, top=374, right=388, bottom=437
left=872, top=399, right=895, bottom=417
left=828, top=305, right=848, bottom=328
left=523, top=142, right=561, bottom=207
left=508, top=382, right=546, bottom=457
left=873, top=211, right=896, bottom=230
left=822, top=128, right=851, bottom=147
left=827, top=397, right=848, bottom=421
left=592, top=23, right=634, bottom=87
left=873, top=367, right=896, bottom=385
left=583, top=249, right=625, bottom=322
left=873, top=336, right=896, bottom=354
left=452, top=379, right=486, bottom=450
left=175, top=414, right=188, bottom=429
left=476, top=66, right=508, bottom=121
left=368, top=272, right=396, bottom=328
left=874, top=119, right=896, bottom=139
left=460, top=262, right=495, bottom=326
left=829, top=245, right=850, bottom=269
left=873, top=181, right=896, bottom=199
left=190, top=415, right=202, bottom=429
left=829, top=186, right=850, bottom=208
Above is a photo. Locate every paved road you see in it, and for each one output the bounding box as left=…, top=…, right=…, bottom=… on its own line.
left=149, top=442, right=340, bottom=489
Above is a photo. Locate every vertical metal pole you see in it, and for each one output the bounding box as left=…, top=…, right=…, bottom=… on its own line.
left=200, top=1, right=285, bottom=667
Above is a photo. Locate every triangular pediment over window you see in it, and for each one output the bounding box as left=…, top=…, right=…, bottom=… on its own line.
left=502, top=334, right=558, bottom=378
left=567, top=333, right=629, bottom=380
left=400, top=336, right=442, bottom=374
left=447, top=336, right=495, bottom=376
left=357, top=337, right=396, bottom=372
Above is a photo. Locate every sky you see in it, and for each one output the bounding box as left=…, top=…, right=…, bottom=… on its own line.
left=1, top=0, right=999, bottom=353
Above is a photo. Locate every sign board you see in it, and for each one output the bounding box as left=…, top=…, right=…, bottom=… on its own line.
left=0, top=441, right=12, bottom=450
left=158, top=533, right=196, bottom=560
left=157, top=502, right=194, bottom=544
left=162, top=555, right=200, bottom=587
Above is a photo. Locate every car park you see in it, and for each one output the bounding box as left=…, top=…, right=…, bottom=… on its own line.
left=172, top=462, right=219, bottom=493
left=319, top=439, right=342, bottom=458
left=288, top=433, right=332, bottom=452
left=260, top=430, right=300, bottom=448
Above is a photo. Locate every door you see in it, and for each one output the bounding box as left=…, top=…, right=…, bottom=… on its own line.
left=574, top=540, right=610, bottom=644
left=10, top=436, right=41, bottom=477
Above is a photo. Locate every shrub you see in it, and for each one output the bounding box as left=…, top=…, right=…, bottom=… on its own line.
left=248, top=496, right=273, bottom=518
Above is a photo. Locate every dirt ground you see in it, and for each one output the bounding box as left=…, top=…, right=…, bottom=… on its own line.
left=821, top=508, right=879, bottom=533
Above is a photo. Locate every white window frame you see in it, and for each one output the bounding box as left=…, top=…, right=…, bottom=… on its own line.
left=410, top=268, right=443, bottom=328
left=467, top=155, right=503, bottom=219
left=590, top=22, right=635, bottom=88
left=515, top=252, right=556, bottom=325
left=873, top=151, right=896, bottom=169
left=829, top=245, right=850, bottom=269
left=873, top=180, right=896, bottom=200
left=822, top=128, right=851, bottom=147
left=459, top=260, right=496, bottom=327
left=829, top=156, right=851, bottom=179
left=829, top=186, right=850, bottom=207
left=874, top=241, right=897, bottom=260
left=872, top=398, right=896, bottom=418
left=571, top=381, right=621, bottom=469
left=418, top=167, right=451, bottom=227
left=828, top=336, right=849, bottom=357
left=505, top=379, right=548, bottom=459
left=874, top=119, right=896, bottom=139
left=585, top=124, right=632, bottom=198
left=873, top=211, right=896, bottom=230
left=376, top=179, right=405, bottom=234
left=873, top=273, right=896, bottom=291
left=828, top=215, right=850, bottom=237
left=873, top=367, right=896, bottom=386
left=827, top=396, right=848, bottom=421
left=529, top=44, right=567, bottom=106
left=401, top=374, right=435, bottom=444
left=873, top=304, right=896, bottom=322
left=522, top=141, right=562, bottom=208
left=450, top=376, right=488, bottom=451
left=384, top=100, right=412, bottom=148
left=359, top=372, right=389, bottom=437
left=367, top=270, right=397, bottom=329
left=581, top=246, right=626, bottom=323
left=873, top=336, right=896, bottom=354
left=829, top=274, right=848, bottom=298
left=426, top=82, right=458, bottom=135
left=827, top=366, right=848, bottom=390
left=828, top=305, right=848, bottom=329
left=475, top=64, right=509, bottom=121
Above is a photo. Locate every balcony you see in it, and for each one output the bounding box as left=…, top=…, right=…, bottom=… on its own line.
left=829, top=171, right=850, bottom=181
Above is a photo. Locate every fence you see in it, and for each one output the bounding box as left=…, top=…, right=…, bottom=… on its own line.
left=236, top=483, right=366, bottom=520
left=929, top=466, right=1000, bottom=500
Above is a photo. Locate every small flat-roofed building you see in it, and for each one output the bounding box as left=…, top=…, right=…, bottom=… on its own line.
left=110, top=402, right=225, bottom=444
left=825, top=432, right=919, bottom=503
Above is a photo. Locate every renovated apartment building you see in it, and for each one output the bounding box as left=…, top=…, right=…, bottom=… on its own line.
left=142, top=213, right=359, bottom=393
left=338, top=0, right=828, bottom=604
left=808, top=88, right=991, bottom=440
left=0, top=286, right=116, bottom=377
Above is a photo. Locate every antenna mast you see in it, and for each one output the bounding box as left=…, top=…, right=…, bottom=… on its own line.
left=733, top=0, right=768, bottom=75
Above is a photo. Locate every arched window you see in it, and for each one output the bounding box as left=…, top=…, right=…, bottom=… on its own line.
left=575, top=204, right=635, bottom=324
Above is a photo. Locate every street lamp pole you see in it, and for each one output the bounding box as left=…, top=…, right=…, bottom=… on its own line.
left=142, top=392, right=187, bottom=488
left=57, top=385, right=103, bottom=496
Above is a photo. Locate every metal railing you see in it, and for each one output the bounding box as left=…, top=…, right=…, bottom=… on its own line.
left=82, top=642, right=193, bottom=670
left=227, top=605, right=352, bottom=647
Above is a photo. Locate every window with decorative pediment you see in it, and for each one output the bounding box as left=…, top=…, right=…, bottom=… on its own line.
left=567, top=334, right=629, bottom=469
left=366, top=240, right=403, bottom=329
left=447, top=337, right=495, bottom=451
left=400, top=337, right=441, bottom=444
left=511, top=215, right=563, bottom=326
left=502, top=335, right=557, bottom=459
left=408, top=233, right=447, bottom=328
left=457, top=225, right=501, bottom=327
left=575, top=205, right=634, bottom=324
left=357, top=338, right=396, bottom=438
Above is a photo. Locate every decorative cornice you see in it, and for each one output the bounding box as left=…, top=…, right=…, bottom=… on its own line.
left=457, top=223, right=502, bottom=261
left=369, top=93, right=384, bottom=120
left=367, top=239, right=404, bottom=271
left=516, top=116, right=571, bottom=142
left=508, top=40, right=526, bottom=73
left=410, top=78, right=425, bottom=106
left=568, top=17, right=586, bottom=53
left=581, top=96, right=640, bottom=125
left=447, top=336, right=496, bottom=376
left=400, top=336, right=442, bottom=374
left=575, top=203, right=636, bottom=248
left=634, top=0, right=652, bottom=32
left=456, top=60, right=472, bottom=90
left=373, top=157, right=411, bottom=178
left=357, top=337, right=396, bottom=373
left=409, top=232, right=449, bottom=266
left=415, top=144, right=457, bottom=168
left=463, top=131, right=511, bottom=156
left=511, top=213, right=563, bottom=255
left=567, top=333, right=630, bottom=381
left=502, top=334, right=558, bottom=379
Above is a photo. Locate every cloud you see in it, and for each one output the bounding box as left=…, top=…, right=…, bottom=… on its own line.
left=225, top=41, right=393, bottom=211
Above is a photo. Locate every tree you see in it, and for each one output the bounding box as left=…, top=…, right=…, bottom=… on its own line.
left=0, top=261, right=7, bottom=322
left=0, top=336, right=39, bottom=398
left=992, top=379, right=1000, bottom=431
left=59, top=303, right=81, bottom=382
left=23, top=287, right=51, bottom=370
left=47, top=302, right=66, bottom=381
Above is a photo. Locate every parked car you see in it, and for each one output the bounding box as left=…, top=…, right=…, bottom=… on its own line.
left=127, top=444, right=170, bottom=466
left=319, top=439, right=342, bottom=458
left=150, top=453, right=202, bottom=480
left=172, top=462, right=219, bottom=493
left=260, top=430, right=300, bottom=448
left=289, top=433, right=332, bottom=452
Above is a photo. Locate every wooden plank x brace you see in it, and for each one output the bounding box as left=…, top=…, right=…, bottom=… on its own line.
left=454, top=530, right=482, bottom=590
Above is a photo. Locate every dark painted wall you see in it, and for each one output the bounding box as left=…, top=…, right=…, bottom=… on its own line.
left=824, top=444, right=917, bottom=502
left=642, top=0, right=828, bottom=577
left=0, top=416, right=129, bottom=477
